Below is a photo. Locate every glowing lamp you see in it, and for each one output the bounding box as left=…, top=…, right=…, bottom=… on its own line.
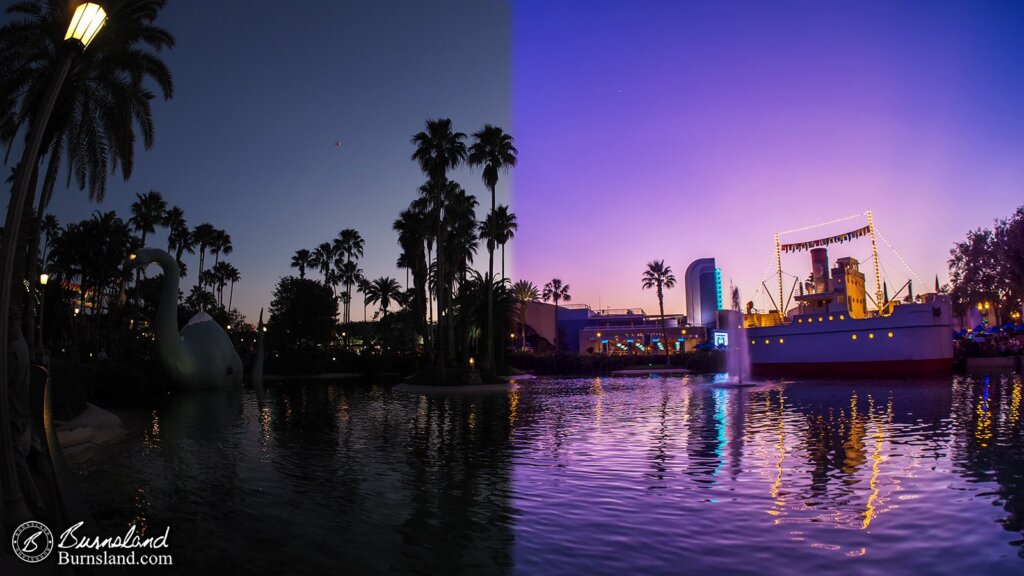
left=39, top=273, right=49, bottom=285
left=469, top=357, right=476, bottom=369
left=65, top=3, right=107, bottom=48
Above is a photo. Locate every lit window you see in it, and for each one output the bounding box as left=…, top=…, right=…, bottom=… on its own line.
left=852, top=334, right=858, bottom=340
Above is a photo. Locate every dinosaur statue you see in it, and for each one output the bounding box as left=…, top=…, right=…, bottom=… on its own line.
left=127, top=248, right=242, bottom=389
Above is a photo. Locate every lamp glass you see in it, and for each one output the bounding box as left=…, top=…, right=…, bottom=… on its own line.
left=39, top=273, right=49, bottom=285
left=65, top=3, right=107, bottom=48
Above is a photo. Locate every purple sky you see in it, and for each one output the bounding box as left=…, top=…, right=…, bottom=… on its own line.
left=32, top=1, right=1024, bottom=321
left=512, top=1, right=1024, bottom=314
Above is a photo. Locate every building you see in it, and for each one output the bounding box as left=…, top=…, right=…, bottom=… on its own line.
left=685, top=258, right=721, bottom=328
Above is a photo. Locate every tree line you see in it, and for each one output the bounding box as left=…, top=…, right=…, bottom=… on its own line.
left=948, top=205, right=1024, bottom=326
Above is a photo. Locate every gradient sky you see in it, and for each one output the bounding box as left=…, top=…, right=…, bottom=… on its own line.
left=32, top=1, right=1024, bottom=321
left=43, top=0, right=511, bottom=322
left=513, top=1, right=1024, bottom=314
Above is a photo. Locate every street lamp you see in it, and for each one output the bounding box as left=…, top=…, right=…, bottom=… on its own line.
left=0, top=1, right=107, bottom=526
left=37, top=272, right=49, bottom=351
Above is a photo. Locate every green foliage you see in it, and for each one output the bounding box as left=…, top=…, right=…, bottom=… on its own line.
left=949, top=205, right=1024, bottom=323
left=268, top=276, right=338, bottom=350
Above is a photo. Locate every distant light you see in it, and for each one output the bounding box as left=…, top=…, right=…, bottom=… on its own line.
left=764, top=339, right=769, bottom=344
left=828, top=315, right=833, bottom=321
left=65, top=3, right=107, bottom=48
left=888, top=332, right=894, bottom=338
left=469, top=357, right=476, bottom=368
left=852, top=334, right=858, bottom=340
left=868, top=333, right=875, bottom=339
left=779, top=338, right=784, bottom=344
left=39, top=273, right=49, bottom=285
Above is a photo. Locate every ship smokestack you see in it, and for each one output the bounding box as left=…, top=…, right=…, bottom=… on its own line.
left=811, top=247, right=830, bottom=294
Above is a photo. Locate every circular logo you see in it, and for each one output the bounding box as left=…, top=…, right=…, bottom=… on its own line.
left=11, top=521, right=54, bottom=563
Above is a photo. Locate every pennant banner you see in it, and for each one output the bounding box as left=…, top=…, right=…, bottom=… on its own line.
left=779, top=225, right=872, bottom=254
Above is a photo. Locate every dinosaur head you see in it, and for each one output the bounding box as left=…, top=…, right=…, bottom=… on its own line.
left=125, top=247, right=173, bottom=271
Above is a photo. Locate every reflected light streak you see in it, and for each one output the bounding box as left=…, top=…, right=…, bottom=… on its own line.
left=862, top=396, right=884, bottom=529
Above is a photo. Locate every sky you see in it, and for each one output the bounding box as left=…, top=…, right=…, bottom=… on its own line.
left=29, top=1, right=1024, bottom=321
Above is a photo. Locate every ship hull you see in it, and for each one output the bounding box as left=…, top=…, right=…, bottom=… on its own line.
left=745, top=296, right=954, bottom=379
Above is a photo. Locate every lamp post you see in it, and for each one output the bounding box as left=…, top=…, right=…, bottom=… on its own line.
left=0, top=2, right=107, bottom=527
left=37, top=273, right=48, bottom=353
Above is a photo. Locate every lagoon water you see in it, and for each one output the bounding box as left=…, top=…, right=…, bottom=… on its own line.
left=74, top=375, right=1023, bottom=575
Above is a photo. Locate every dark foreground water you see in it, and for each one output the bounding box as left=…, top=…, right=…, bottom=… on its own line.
left=72, top=374, right=1023, bottom=575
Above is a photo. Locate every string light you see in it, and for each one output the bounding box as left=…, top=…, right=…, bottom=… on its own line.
left=777, top=211, right=867, bottom=236
left=876, top=228, right=925, bottom=288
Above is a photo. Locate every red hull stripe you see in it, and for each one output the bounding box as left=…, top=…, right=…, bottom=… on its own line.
left=750, top=358, right=952, bottom=378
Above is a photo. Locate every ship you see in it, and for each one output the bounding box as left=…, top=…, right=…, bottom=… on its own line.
left=742, top=216, right=953, bottom=378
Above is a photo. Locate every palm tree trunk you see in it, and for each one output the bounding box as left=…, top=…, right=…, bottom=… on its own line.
left=486, top=232, right=495, bottom=372
left=658, top=286, right=670, bottom=367
left=501, top=243, right=506, bottom=282
left=228, top=281, right=235, bottom=311
left=553, top=297, right=559, bottom=352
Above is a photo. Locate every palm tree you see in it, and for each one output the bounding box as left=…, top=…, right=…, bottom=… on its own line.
left=468, top=125, right=517, bottom=372
left=290, top=248, right=313, bottom=279
left=191, top=222, right=217, bottom=286
left=224, top=263, right=241, bottom=311
left=39, top=213, right=59, bottom=266
left=394, top=205, right=431, bottom=357
left=333, top=228, right=364, bottom=322
left=210, top=228, right=232, bottom=268
left=310, top=242, right=336, bottom=287
left=642, top=260, right=677, bottom=366
left=0, top=1, right=174, bottom=204
left=412, top=119, right=466, bottom=375
left=542, top=279, right=571, bottom=352
left=357, top=277, right=372, bottom=321
left=128, top=190, right=167, bottom=247
left=481, top=205, right=518, bottom=281
left=364, top=276, right=402, bottom=318
left=512, top=280, right=539, bottom=350
left=211, top=260, right=236, bottom=306
left=336, top=260, right=363, bottom=319
left=163, top=206, right=192, bottom=274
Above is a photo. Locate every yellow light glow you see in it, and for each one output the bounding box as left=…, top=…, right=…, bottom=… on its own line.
left=65, top=3, right=107, bottom=48
left=818, top=317, right=823, bottom=322
left=596, top=332, right=602, bottom=338
left=778, top=338, right=784, bottom=344
left=129, top=253, right=137, bottom=261
left=39, top=273, right=49, bottom=285
left=469, top=357, right=476, bottom=368
left=798, top=318, right=803, bottom=323
left=887, top=332, right=893, bottom=338
left=868, top=333, right=875, bottom=339
left=764, top=339, right=769, bottom=344
left=852, top=334, right=858, bottom=340
left=751, top=339, right=755, bottom=345
left=828, top=315, right=833, bottom=321
left=808, top=318, right=813, bottom=323
left=840, top=315, right=845, bottom=320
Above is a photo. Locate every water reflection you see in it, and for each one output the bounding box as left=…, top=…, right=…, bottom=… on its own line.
left=74, top=374, right=1024, bottom=575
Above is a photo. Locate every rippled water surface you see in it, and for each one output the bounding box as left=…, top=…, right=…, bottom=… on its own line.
left=75, top=375, right=1024, bottom=575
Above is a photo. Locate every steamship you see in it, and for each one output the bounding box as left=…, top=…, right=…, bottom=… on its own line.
left=743, top=246, right=953, bottom=378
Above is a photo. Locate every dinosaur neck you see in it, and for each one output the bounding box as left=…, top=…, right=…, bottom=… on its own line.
left=150, top=251, right=191, bottom=374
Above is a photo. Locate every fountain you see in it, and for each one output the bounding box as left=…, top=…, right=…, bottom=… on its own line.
left=719, top=309, right=754, bottom=386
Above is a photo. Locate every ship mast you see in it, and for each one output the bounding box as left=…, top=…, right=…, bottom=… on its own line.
left=774, top=232, right=784, bottom=322
left=867, top=210, right=883, bottom=314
